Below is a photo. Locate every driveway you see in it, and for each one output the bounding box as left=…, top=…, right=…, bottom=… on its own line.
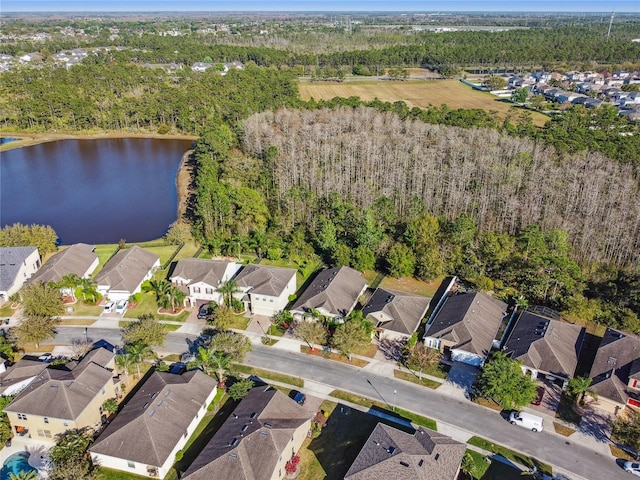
left=438, top=361, right=479, bottom=399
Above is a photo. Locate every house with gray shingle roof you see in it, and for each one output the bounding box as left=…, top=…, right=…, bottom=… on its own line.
left=0, top=357, right=48, bottom=397
left=95, top=246, right=159, bottom=302
left=182, top=386, right=312, bottom=480
left=362, top=288, right=431, bottom=341
left=345, top=423, right=465, bottom=480
left=290, top=266, right=367, bottom=322
left=502, top=311, right=585, bottom=388
left=170, top=258, right=241, bottom=307
left=90, top=370, right=217, bottom=479
left=588, top=328, right=640, bottom=415
left=423, top=291, right=507, bottom=366
left=0, top=246, right=41, bottom=302
left=233, top=264, right=297, bottom=316
left=4, top=347, right=118, bottom=441
left=29, top=243, right=98, bottom=286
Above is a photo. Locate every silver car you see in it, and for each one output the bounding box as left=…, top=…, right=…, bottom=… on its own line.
left=624, top=461, right=640, bottom=476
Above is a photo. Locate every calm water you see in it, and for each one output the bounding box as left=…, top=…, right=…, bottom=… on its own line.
left=0, top=138, right=192, bottom=244
left=0, top=137, right=19, bottom=145
left=0, top=451, right=38, bottom=480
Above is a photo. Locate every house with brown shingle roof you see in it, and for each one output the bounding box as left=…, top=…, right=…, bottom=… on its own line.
left=90, top=370, right=217, bottom=479
left=170, top=258, right=241, bottom=307
left=4, top=347, right=118, bottom=441
left=502, top=311, right=585, bottom=388
left=423, top=291, right=507, bottom=366
left=28, top=243, right=99, bottom=286
left=95, top=246, right=160, bottom=302
left=233, top=264, right=297, bottom=317
left=290, top=266, right=367, bottom=322
left=588, top=328, right=640, bottom=415
left=345, top=423, right=465, bottom=480
left=362, top=288, right=431, bottom=341
left=182, top=386, right=312, bottom=480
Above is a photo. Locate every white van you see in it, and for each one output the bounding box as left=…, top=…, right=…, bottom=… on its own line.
left=509, top=411, right=544, bottom=432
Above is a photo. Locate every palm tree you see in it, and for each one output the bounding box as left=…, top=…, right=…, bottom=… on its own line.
left=567, top=376, right=597, bottom=406
left=216, top=279, right=240, bottom=308
left=53, top=273, right=81, bottom=300
left=77, top=277, right=98, bottom=303
left=115, top=353, right=132, bottom=383
left=101, top=398, right=118, bottom=417
left=9, top=471, right=38, bottom=480
left=144, top=279, right=172, bottom=310
left=168, top=286, right=186, bottom=312
left=124, top=342, right=153, bottom=377
left=460, top=452, right=476, bottom=480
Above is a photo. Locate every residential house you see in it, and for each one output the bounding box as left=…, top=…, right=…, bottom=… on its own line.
left=95, top=246, right=159, bottom=302
left=0, top=357, right=48, bottom=397
left=423, top=291, right=507, bottom=366
left=502, top=311, right=585, bottom=388
left=233, top=264, right=297, bottom=317
left=4, top=347, right=118, bottom=441
left=588, top=328, right=640, bottom=415
left=170, top=258, right=241, bottom=307
left=182, top=386, right=312, bottom=480
left=28, top=243, right=99, bottom=288
left=191, top=62, right=213, bottom=72
left=344, top=423, right=465, bottom=480
left=290, top=266, right=367, bottom=322
left=362, top=288, right=431, bottom=342
left=90, top=370, right=217, bottom=478
left=0, top=246, right=41, bottom=302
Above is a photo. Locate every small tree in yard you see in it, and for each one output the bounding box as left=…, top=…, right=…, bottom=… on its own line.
left=566, top=376, right=597, bottom=406
left=406, top=343, right=441, bottom=376
left=294, top=320, right=327, bottom=350
left=9, top=315, right=58, bottom=349
left=613, top=408, right=640, bottom=452
left=332, top=320, right=371, bottom=361
left=476, top=352, right=537, bottom=409
left=20, top=282, right=65, bottom=317
left=121, top=314, right=167, bottom=349
left=209, top=304, right=234, bottom=331
left=101, top=398, right=118, bottom=417
left=285, top=455, right=301, bottom=476
left=228, top=378, right=254, bottom=400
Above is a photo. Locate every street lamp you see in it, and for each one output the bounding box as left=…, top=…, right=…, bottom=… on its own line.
left=393, top=390, right=397, bottom=412
left=84, top=327, right=88, bottom=343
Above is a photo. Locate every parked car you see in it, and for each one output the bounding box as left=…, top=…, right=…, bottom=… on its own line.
left=38, top=353, right=52, bottom=362
left=289, top=390, right=306, bottom=406
left=103, top=301, right=115, bottom=313
left=197, top=303, right=211, bottom=320
left=624, top=461, right=640, bottom=476
left=115, top=300, right=128, bottom=314
left=532, top=386, right=545, bottom=406
left=509, top=411, right=544, bottom=432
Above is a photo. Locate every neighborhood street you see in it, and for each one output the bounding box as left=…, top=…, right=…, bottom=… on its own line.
left=49, top=326, right=630, bottom=480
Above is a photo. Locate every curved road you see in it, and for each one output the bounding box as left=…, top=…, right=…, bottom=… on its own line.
left=49, top=327, right=628, bottom=480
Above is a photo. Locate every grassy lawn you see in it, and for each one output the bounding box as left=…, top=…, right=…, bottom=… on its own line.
left=394, top=370, right=442, bottom=389
left=267, top=324, right=286, bottom=336
left=472, top=396, right=504, bottom=412
left=300, top=345, right=369, bottom=367
left=98, top=468, right=150, bottom=480
left=64, top=302, right=103, bottom=316
left=467, top=436, right=552, bottom=476
left=123, top=293, right=190, bottom=322
left=352, top=342, right=378, bottom=358
left=59, top=318, right=96, bottom=326
left=610, top=443, right=636, bottom=461
left=171, top=241, right=200, bottom=261
left=299, top=79, right=550, bottom=126
left=404, top=361, right=451, bottom=379
left=553, top=421, right=576, bottom=436
left=229, top=314, right=250, bottom=330
left=379, top=275, right=444, bottom=298
left=232, top=364, right=304, bottom=387
left=129, top=243, right=181, bottom=267
left=0, top=303, right=16, bottom=317
left=163, top=323, right=182, bottom=331
left=329, top=389, right=437, bottom=431
left=93, top=244, right=119, bottom=274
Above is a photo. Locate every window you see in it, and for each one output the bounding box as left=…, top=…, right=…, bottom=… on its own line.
left=17, top=414, right=27, bottom=420
left=44, top=430, right=52, bottom=438
left=128, top=461, right=135, bottom=469
left=425, top=338, right=440, bottom=350
left=63, top=422, right=68, bottom=427
left=44, top=418, right=49, bottom=424
left=193, top=287, right=201, bottom=293
left=205, top=288, right=213, bottom=294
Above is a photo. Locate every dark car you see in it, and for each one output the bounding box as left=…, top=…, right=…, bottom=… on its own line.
left=290, top=390, right=306, bottom=406
left=532, top=386, right=545, bottom=406
left=197, top=303, right=211, bottom=320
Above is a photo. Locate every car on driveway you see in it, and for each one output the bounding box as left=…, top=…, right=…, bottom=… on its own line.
left=38, top=353, right=52, bottom=362
left=197, top=303, right=211, bottom=320
left=115, top=300, right=128, bottom=314
left=289, top=390, right=306, bottom=406
left=103, top=301, right=115, bottom=314
left=624, top=461, right=640, bottom=476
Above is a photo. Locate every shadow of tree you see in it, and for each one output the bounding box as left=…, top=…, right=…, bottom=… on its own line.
left=578, top=407, right=614, bottom=443
left=377, top=338, right=403, bottom=361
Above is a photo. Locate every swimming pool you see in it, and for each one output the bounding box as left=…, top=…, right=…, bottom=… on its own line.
left=0, top=451, right=38, bottom=480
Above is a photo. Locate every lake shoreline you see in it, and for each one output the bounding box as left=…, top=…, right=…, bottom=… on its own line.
left=0, top=131, right=198, bottom=152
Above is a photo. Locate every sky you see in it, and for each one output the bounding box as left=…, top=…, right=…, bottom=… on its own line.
left=1, top=1, right=637, bottom=13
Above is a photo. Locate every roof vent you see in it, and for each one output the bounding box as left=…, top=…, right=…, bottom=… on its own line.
left=264, top=422, right=273, bottom=429
left=435, top=453, right=440, bottom=461
left=400, top=461, right=409, bottom=467
left=419, top=459, right=424, bottom=467
left=229, top=453, right=237, bottom=459
left=241, top=425, right=249, bottom=432
left=230, top=438, right=239, bottom=447
left=259, top=431, right=268, bottom=436
left=157, top=400, right=163, bottom=407
left=143, top=402, right=149, bottom=409
left=148, top=409, right=156, bottom=417
left=250, top=412, right=257, bottom=419
left=165, top=389, right=171, bottom=397
left=387, top=447, right=396, bottom=455
left=233, top=413, right=239, bottom=419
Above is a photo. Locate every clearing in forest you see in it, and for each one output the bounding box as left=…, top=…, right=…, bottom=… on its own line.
left=298, top=78, right=549, bottom=126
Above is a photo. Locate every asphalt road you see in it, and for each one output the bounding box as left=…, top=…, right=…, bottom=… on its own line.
left=50, top=327, right=629, bottom=480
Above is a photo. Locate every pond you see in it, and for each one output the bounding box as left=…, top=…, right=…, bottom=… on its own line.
left=0, top=137, right=19, bottom=145
left=0, top=138, right=193, bottom=244
left=0, top=451, right=38, bottom=480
